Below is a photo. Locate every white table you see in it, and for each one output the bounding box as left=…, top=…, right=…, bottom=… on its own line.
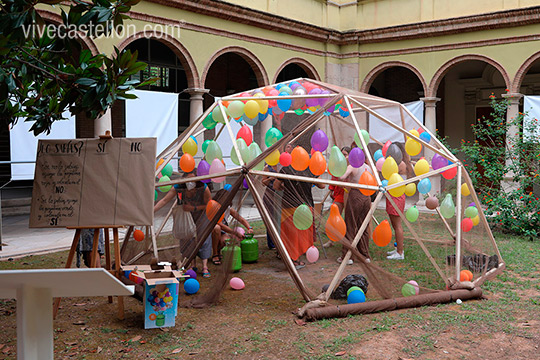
left=0, top=268, right=134, bottom=360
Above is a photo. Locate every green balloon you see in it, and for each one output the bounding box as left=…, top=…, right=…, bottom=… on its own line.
left=293, top=204, right=313, bottom=230
left=264, top=127, right=283, bottom=148
left=248, top=142, right=264, bottom=171
left=158, top=175, right=172, bottom=193
left=464, top=206, right=478, bottom=218
left=202, top=139, right=211, bottom=154
left=405, top=206, right=419, bottom=222
left=231, top=138, right=248, bottom=166
left=440, top=194, right=455, bottom=219
left=354, top=129, right=370, bottom=149
left=154, top=189, right=158, bottom=201
left=205, top=141, right=223, bottom=163
left=347, top=286, right=363, bottom=297
left=203, top=113, right=217, bottom=129
left=212, top=109, right=225, bottom=124
left=328, top=145, right=347, bottom=177
left=161, top=163, right=173, bottom=178
left=294, top=109, right=305, bottom=115
left=401, top=283, right=416, bottom=297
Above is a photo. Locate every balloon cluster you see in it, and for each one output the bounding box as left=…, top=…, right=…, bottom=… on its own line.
left=462, top=202, right=480, bottom=232
left=147, top=288, right=174, bottom=312
left=401, top=280, right=420, bottom=297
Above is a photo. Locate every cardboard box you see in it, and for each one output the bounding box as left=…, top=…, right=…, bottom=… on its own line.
left=142, top=271, right=182, bottom=329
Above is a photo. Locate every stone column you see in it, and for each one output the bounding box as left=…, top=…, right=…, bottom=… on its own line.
left=94, top=108, right=112, bottom=138
left=185, top=88, right=209, bottom=125
left=501, top=93, right=523, bottom=189
left=260, top=114, right=272, bottom=151
left=419, top=97, right=441, bottom=202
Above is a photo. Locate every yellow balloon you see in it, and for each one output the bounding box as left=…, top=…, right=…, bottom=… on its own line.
left=309, top=106, right=318, bottom=112
left=244, top=100, right=260, bottom=119
left=182, top=138, right=197, bottom=156
left=253, top=93, right=269, bottom=114
left=471, top=215, right=480, bottom=226
left=388, top=173, right=406, bottom=197
left=461, top=183, right=471, bottom=196
left=405, top=183, right=416, bottom=196
left=408, top=129, right=420, bottom=139
left=265, top=149, right=280, bottom=166
left=405, top=138, right=422, bottom=156
left=414, top=158, right=430, bottom=176
left=381, top=156, right=398, bottom=180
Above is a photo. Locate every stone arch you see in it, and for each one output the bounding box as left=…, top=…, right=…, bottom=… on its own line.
left=117, top=31, right=199, bottom=89
left=428, top=54, right=511, bottom=97
left=361, top=61, right=427, bottom=95
left=512, top=51, right=540, bottom=92
left=201, top=46, right=269, bottom=88
left=272, top=57, right=321, bottom=83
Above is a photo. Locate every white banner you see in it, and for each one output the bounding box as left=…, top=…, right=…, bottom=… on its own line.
left=369, top=100, right=424, bottom=144
left=523, top=95, right=540, bottom=142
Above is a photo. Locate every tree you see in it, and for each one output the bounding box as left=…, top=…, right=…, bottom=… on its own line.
left=0, top=0, right=153, bottom=135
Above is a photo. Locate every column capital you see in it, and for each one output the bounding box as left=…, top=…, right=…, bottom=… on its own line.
left=184, top=88, right=209, bottom=98
left=502, top=92, right=523, bottom=105
left=420, top=97, right=441, bottom=107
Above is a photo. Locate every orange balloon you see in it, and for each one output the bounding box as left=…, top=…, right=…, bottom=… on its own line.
left=309, top=151, right=326, bottom=176
left=179, top=153, right=195, bottom=173
left=359, top=171, right=377, bottom=196
left=291, top=146, right=310, bottom=171
left=205, top=200, right=225, bottom=222
left=325, top=204, right=347, bottom=242
left=133, top=229, right=145, bottom=242
left=373, top=219, right=392, bottom=247
left=156, top=158, right=164, bottom=170
left=149, top=313, right=157, bottom=321
left=460, top=270, right=473, bottom=282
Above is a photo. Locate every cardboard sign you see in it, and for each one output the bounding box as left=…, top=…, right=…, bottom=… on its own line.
left=29, top=138, right=156, bottom=228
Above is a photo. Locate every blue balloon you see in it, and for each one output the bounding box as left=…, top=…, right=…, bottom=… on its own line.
left=339, top=107, right=349, bottom=117
left=419, top=131, right=431, bottom=143
left=184, top=278, right=200, bottom=294
left=381, top=179, right=388, bottom=187
left=243, top=113, right=258, bottom=126
left=418, top=178, right=432, bottom=194
left=373, top=149, right=384, bottom=162
left=224, top=184, right=232, bottom=191
left=275, top=83, right=283, bottom=90
left=258, top=111, right=269, bottom=122
left=190, top=135, right=198, bottom=144
left=347, top=289, right=366, bottom=304
left=277, top=92, right=292, bottom=112
left=267, top=107, right=273, bottom=116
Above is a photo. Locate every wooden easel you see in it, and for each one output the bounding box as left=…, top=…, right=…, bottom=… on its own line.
left=53, top=226, right=125, bottom=319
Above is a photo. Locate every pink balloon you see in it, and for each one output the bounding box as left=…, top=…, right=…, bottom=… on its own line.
left=210, top=159, right=226, bottom=183
left=376, top=157, right=385, bottom=172
left=230, top=277, right=245, bottom=290
left=235, top=227, right=245, bottom=236
left=306, top=246, right=319, bottom=263
left=407, top=280, right=420, bottom=295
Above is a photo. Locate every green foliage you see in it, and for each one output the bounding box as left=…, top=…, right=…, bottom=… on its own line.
left=459, top=95, right=540, bottom=238
left=0, top=0, right=153, bottom=135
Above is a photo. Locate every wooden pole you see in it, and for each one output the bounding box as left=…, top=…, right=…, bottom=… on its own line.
left=455, top=164, right=463, bottom=282
left=155, top=168, right=242, bottom=187
left=155, top=201, right=176, bottom=239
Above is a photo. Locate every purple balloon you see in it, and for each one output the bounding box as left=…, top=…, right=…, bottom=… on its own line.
left=185, top=269, right=197, bottom=279
left=319, top=90, right=331, bottom=107
left=243, top=178, right=248, bottom=189
left=306, top=88, right=321, bottom=107
left=468, top=202, right=476, bottom=208
left=310, top=129, right=329, bottom=152
left=197, top=160, right=211, bottom=183
left=431, top=154, right=449, bottom=170
left=348, top=147, right=365, bottom=168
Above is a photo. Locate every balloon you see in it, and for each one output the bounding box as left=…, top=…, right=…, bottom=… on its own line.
left=460, top=270, right=473, bottom=282
left=347, top=286, right=362, bottom=297
left=235, top=227, right=245, bottom=237
left=265, top=149, right=280, bottom=166
left=279, top=85, right=292, bottom=95
left=381, top=179, right=388, bottom=187
left=154, top=189, right=158, bottom=201
left=242, top=113, right=259, bottom=126
left=401, top=283, right=416, bottom=297
left=202, top=139, right=211, bottom=154
left=464, top=206, right=478, bottom=218
left=179, top=153, right=195, bottom=173
left=348, top=147, right=365, bottom=168
left=359, top=171, right=377, bottom=196
left=291, top=146, right=310, bottom=171
left=386, top=143, right=403, bottom=164
left=267, top=88, right=279, bottom=107
left=258, top=111, right=269, bottom=122
left=471, top=215, right=480, bottom=226
left=133, top=229, right=145, bottom=242
left=405, top=138, right=422, bottom=156
left=461, top=183, right=471, bottom=196
left=311, top=129, right=329, bottom=152
left=212, top=108, right=225, bottom=124
left=319, top=90, right=331, bottom=107
left=237, top=125, right=253, bottom=146
left=184, top=278, right=200, bottom=294
left=325, top=203, right=347, bottom=242
left=184, top=269, right=197, bottom=279
left=376, top=157, right=385, bottom=172
left=203, top=113, right=217, bottom=129
left=231, top=138, right=248, bottom=166
left=431, top=154, right=448, bottom=170
left=156, top=158, right=164, bottom=170
left=265, top=127, right=283, bottom=147
left=382, top=141, right=391, bottom=157
left=462, top=217, right=473, bottom=232
left=277, top=92, right=292, bottom=112
left=381, top=157, right=398, bottom=180
left=388, top=173, right=406, bottom=197
left=354, top=130, right=370, bottom=149
left=227, top=100, right=245, bottom=119
left=373, top=219, right=392, bottom=247
left=206, top=199, right=223, bottom=221
left=306, top=88, right=322, bottom=107
left=405, top=183, right=416, bottom=196
left=253, top=93, right=269, bottom=114
left=405, top=206, right=419, bottom=222
left=417, top=178, right=432, bottom=194
left=205, top=141, right=223, bottom=163
left=224, top=184, right=232, bottom=191
left=280, top=152, right=292, bottom=167
left=440, top=194, right=455, bottom=219
left=419, top=131, right=431, bottom=143
left=197, top=160, right=210, bottom=182
left=249, top=142, right=264, bottom=171
left=309, top=151, right=326, bottom=176
left=293, top=204, right=313, bottom=230
left=414, top=158, right=430, bottom=176
left=328, top=145, right=347, bottom=177
left=339, top=107, right=349, bottom=117
left=306, top=246, right=319, bottom=263
left=292, top=86, right=307, bottom=109
left=158, top=175, right=172, bottom=192
left=408, top=280, right=420, bottom=295
left=425, top=196, right=439, bottom=210
left=347, top=289, right=366, bottom=304
left=373, top=149, right=383, bottom=162
left=161, top=163, right=173, bottom=177
left=182, top=137, right=198, bottom=156
left=408, top=129, right=420, bottom=139
left=244, top=100, right=260, bottom=119
left=442, top=166, right=457, bottom=179
left=230, top=277, right=245, bottom=290
left=209, top=158, right=226, bottom=183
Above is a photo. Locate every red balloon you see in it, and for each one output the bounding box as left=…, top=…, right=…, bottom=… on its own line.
left=279, top=152, right=292, bottom=167
left=461, top=217, right=473, bottom=232
left=382, top=141, right=391, bottom=157
left=236, top=125, right=253, bottom=146
left=268, top=89, right=279, bottom=107
left=442, top=166, right=457, bottom=179
left=373, top=219, right=392, bottom=247
left=133, top=229, right=145, bottom=242
left=239, top=92, right=251, bottom=103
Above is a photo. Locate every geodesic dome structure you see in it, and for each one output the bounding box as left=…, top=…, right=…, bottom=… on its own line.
left=124, top=78, right=504, bottom=311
